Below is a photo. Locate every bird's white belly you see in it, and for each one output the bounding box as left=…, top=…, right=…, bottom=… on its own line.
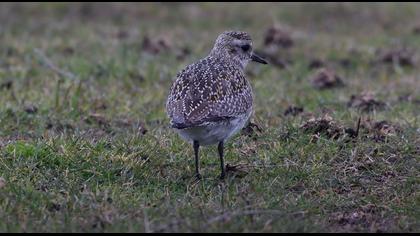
left=176, top=112, right=251, bottom=146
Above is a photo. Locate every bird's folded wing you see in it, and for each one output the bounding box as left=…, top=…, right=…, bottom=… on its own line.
left=166, top=59, right=252, bottom=129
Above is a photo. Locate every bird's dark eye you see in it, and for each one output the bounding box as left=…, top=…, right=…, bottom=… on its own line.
left=241, top=44, right=251, bottom=52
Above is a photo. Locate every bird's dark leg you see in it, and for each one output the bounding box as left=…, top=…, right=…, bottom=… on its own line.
left=218, top=141, right=225, bottom=179
left=193, top=140, right=201, bottom=179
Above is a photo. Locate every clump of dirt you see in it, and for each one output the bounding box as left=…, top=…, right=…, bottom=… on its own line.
left=376, top=48, right=415, bottom=67
left=241, top=121, right=263, bottom=140
left=284, top=105, right=304, bottom=116
left=24, top=104, right=38, bottom=114
left=0, top=80, right=13, bottom=90
left=347, top=92, right=386, bottom=112
left=310, top=68, right=344, bottom=89
left=264, top=25, right=294, bottom=49
left=360, top=118, right=401, bottom=142
left=300, top=114, right=343, bottom=140
left=308, top=58, right=326, bottom=70
left=142, top=35, right=172, bottom=55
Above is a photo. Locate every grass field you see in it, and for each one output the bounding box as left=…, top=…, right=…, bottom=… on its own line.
left=0, top=2, right=419, bottom=232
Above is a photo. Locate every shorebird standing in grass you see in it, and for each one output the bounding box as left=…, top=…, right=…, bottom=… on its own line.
left=166, top=31, right=267, bottom=179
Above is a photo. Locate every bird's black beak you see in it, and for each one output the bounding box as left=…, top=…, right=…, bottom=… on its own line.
left=251, top=52, right=268, bottom=64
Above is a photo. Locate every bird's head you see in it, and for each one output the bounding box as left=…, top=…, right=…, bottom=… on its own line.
left=211, top=31, right=267, bottom=68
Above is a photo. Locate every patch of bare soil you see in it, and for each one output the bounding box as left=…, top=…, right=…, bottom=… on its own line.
left=310, top=68, right=344, bottom=89
left=347, top=92, right=386, bottom=112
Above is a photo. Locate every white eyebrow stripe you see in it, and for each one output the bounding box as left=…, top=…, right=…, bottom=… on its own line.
left=232, top=39, right=252, bottom=47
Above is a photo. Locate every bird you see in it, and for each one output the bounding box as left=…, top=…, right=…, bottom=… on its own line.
left=166, top=30, right=267, bottom=179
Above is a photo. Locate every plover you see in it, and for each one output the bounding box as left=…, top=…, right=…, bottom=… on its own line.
left=166, top=31, right=267, bottom=179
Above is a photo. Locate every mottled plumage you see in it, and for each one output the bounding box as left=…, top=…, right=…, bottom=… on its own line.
left=167, top=55, right=252, bottom=129
left=166, top=31, right=267, bottom=179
